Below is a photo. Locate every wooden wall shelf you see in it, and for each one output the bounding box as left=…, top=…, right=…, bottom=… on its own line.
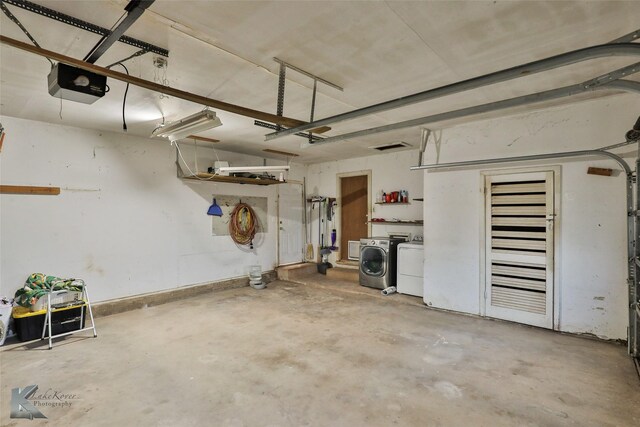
left=374, top=202, right=410, bottom=205
left=0, top=185, right=60, bottom=195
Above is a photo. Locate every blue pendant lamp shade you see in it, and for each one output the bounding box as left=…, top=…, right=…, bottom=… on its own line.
left=207, top=198, right=223, bottom=216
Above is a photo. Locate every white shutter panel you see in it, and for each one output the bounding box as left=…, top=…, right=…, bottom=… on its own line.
left=485, top=172, right=554, bottom=328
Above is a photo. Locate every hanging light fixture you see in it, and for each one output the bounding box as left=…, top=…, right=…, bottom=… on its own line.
left=151, top=108, right=222, bottom=142
left=216, top=166, right=290, bottom=174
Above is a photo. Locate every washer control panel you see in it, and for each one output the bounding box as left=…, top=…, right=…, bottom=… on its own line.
left=360, top=237, right=393, bottom=249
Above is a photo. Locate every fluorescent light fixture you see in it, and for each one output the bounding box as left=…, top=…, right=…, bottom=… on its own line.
left=151, top=108, right=222, bottom=142
left=218, top=166, right=290, bottom=173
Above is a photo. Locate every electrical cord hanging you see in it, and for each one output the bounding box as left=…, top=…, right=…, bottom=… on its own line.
left=173, top=141, right=218, bottom=180
left=105, top=49, right=148, bottom=69
left=150, top=114, right=165, bottom=136
left=229, top=202, right=257, bottom=249
left=113, top=63, right=129, bottom=131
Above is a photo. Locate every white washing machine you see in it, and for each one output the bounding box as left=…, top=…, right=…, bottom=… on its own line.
left=396, top=242, right=424, bottom=297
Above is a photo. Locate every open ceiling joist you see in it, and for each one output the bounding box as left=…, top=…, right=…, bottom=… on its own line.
left=0, top=35, right=328, bottom=131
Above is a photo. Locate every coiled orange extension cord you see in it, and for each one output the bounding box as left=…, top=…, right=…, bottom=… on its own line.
left=229, top=202, right=257, bottom=248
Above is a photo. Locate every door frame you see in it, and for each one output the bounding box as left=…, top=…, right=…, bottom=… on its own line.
left=479, top=165, right=561, bottom=330
left=277, top=179, right=304, bottom=266
left=336, top=170, right=372, bottom=261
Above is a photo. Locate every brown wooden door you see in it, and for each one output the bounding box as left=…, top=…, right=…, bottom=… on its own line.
left=340, top=175, right=368, bottom=260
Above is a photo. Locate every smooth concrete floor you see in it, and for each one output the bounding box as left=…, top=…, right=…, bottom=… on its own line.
left=1, top=277, right=639, bottom=426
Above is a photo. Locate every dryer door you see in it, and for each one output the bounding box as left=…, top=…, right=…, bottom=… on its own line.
left=360, top=246, right=387, bottom=277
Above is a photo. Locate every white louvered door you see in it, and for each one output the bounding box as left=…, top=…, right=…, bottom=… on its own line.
left=485, top=171, right=554, bottom=328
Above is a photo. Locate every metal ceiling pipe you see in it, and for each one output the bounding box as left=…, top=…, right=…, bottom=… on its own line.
left=605, top=79, right=640, bottom=93
left=302, top=80, right=640, bottom=148
left=301, top=74, right=640, bottom=148
left=266, top=40, right=640, bottom=141
left=409, top=149, right=630, bottom=175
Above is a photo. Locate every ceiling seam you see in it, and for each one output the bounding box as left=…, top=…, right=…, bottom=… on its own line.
left=383, top=0, right=464, bottom=81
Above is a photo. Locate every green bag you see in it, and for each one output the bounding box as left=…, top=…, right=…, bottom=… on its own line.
left=14, top=273, right=84, bottom=308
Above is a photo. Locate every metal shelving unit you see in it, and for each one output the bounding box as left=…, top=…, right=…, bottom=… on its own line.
left=175, top=147, right=284, bottom=186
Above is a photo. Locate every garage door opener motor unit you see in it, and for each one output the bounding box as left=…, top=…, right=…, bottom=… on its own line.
left=48, top=63, right=107, bottom=104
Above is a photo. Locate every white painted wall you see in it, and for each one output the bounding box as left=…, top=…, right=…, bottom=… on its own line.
left=0, top=116, right=305, bottom=303
left=306, top=150, right=424, bottom=262
left=422, top=93, right=636, bottom=340
left=2, top=93, right=632, bottom=341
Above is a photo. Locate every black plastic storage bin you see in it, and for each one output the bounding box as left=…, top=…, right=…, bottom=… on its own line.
left=12, top=304, right=86, bottom=342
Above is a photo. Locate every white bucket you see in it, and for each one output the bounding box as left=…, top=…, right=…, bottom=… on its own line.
left=248, top=265, right=262, bottom=280
left=248, top=265, right=264, bottom=289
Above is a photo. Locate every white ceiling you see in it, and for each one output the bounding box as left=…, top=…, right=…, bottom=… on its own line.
left=0, top=1, right=638, bottom=163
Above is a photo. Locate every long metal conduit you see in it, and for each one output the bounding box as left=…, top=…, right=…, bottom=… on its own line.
left=410, top=149, right=630, bottom=174
left=266, top=41, right=640, bottom=140
left=607, top=80, right=640, bottom=93
left=303, top=78, right=640, bottom=147
left=411, top=148, right=636, bottom=356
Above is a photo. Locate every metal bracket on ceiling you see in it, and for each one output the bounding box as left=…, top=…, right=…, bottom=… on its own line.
left=273, top=58, right=344, bottom=92
left=1, top=0, right=168, bottom=57
left=276, top=62, right=286, bottom=131
left=1, top=2, right=37, bottom=48
left=83, top=0, right=155, bottom=64
left=582, top=62, right=640, bottom=89
left=254, top=120, right=323, bottom=142
left=609, top=29, right=640, bottom=44
left=417, top=128, right=431, bottom=167
left=0, top=0, right=53, bottom=67
left=309, top=80, right=318, bottom=144
left=266, top=57, right=343, bottom=141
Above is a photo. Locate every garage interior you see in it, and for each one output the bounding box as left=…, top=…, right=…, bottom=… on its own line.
left=1, top=0, right=639, bottom=425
